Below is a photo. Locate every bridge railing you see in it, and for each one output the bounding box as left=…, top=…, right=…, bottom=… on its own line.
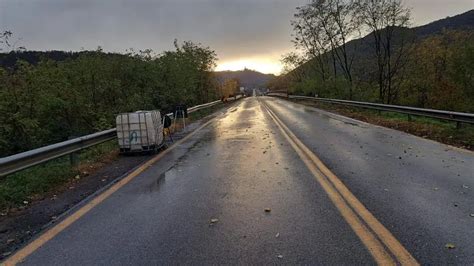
left=0, top=96, right=243, bottom=177
left=267, top=93, right=474, bottom=125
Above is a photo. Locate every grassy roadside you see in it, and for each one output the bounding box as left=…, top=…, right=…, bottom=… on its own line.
left=292, top=99, right=474, bottom=151
left=0, top=141, right=118, bottom=212
left=0, top=99, right=237, bottom=213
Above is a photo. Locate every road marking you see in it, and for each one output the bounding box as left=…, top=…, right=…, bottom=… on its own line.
left=261, top=99, right=418, bottom=266
left=4, top=118, right=217, bottom=266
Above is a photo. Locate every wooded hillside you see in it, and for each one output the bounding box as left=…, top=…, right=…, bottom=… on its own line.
left=271, top=2, right=473, bottom=113
left=0, top=41, right=219, bottom=156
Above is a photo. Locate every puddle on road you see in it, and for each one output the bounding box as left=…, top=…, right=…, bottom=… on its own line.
left=148, top=167, right=178, bottom=193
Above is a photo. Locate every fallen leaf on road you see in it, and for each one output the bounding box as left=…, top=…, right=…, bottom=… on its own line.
left=277, top=255, right=283, bottom=259
left=445, top=243, right=455, bottom=249
left=275, top=233, right=280, bottom=238
left=264, top=208, right=271, bottom=213
left=470, top=213, right=474, bottom=217
left=210, top=218, right=219, bottom=224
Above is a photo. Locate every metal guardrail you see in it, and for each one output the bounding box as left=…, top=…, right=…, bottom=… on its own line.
left=267, top=93, right=474, bottom=125
left=0, top=96, right=242, bottom=177
left=0, top=129, right=117, bottom=177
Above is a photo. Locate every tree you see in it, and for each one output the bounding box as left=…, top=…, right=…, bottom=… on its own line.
left=357, top=0, right=412, bottom=103
left=219, top=78, right=240, bottom=100
left=292, top=6, right=331, bottom=82
left=0, top=30, right=25, bottom=52
left=280, top=52, right=306, bottom=81
left=292, top=0, right=362, bottom=100
left=0, top=31, right=12, bottom=51
left=0, top=40, right=219, bottom=156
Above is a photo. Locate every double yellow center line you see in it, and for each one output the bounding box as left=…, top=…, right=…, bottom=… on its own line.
left=261, top=100, right=418, bottom=266
left=4, top=118, right=217, bottom=265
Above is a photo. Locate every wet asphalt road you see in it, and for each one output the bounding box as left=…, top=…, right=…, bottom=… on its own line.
left=16, top=97, right=474, bottom=265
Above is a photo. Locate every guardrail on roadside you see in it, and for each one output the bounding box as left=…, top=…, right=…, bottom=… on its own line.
left=0, top=96, right=243, bottom=177
left=267, top=93, right=474, bottom=125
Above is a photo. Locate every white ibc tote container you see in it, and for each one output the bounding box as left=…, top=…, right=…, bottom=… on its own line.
left=116, top=110, right=165, bottom=153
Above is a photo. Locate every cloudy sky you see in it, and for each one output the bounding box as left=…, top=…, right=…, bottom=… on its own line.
left=1, top=0, right=473, bottom=74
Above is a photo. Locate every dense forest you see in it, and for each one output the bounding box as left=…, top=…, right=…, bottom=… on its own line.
left=270, top=1, right=474, bottom=113
left=0, top=39, right=222, bottom=157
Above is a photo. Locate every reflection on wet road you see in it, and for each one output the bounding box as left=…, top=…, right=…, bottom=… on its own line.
left=13, top=97, right=474, bottom=265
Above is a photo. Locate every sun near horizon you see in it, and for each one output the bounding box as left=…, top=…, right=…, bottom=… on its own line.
left=216, top=58, right=282, bottom=75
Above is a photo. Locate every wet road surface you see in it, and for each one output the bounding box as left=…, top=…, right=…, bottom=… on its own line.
left=10, top=96, right=474, bottom=265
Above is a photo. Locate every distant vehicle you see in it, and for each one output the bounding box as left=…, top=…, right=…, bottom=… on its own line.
left=116, top=111, right=165, bottom=153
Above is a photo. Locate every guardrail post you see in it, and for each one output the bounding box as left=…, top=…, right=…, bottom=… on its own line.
left=68, top=136, right=79, bottom=167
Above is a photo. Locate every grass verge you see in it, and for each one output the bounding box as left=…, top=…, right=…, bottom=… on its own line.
left=0, top=141, right=118, bottom=212
left=293, top=99, right=474, bottom=151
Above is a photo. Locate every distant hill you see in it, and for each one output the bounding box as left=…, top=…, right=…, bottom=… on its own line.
left=214, top=68, right=275, bottom=88
left=345, top=9, right=474, bottom=60
left=290, top=9, right=474, bottom=79
left=0, top=50, right=126, bottom=69
left=415, top=9, right=474, bottom=37
left=0, top=51, right=275, bottom=89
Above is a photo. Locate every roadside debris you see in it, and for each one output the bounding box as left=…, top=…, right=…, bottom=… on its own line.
left=277, top=254, right=283, bottom=259
left=210, top=218, right=219, bottom=224
left=264, top=208, right=271, bottom=213
left=445, top=243, right=456, bottom=249
left=2, top=252, right=11, bottom=257
left=275, top=233, right=280, bottom=238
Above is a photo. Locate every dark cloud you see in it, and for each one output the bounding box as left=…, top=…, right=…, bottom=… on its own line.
left=1, top=0, right=472, bottom=73
left=0, top=1, right=304, bottom=59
